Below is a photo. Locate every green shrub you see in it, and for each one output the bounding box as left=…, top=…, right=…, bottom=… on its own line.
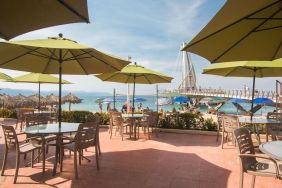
left=203, top=118, right=217, bottom=131
left=62, top=110, right=110, bottom=124
left=0, top=109, right=17, bottom=118
left=62, top=110, right=93, bottom=123
left=159, top=112, right=216, bottom=131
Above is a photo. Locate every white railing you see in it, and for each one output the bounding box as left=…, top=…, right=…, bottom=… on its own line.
left=161, top=87, right=277, bottom=101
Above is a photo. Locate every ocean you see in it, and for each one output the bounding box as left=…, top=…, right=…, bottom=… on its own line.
left=61, top=95, right=276, bottom=115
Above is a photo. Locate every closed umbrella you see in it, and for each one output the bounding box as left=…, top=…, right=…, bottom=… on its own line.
left=183, top=0, right=282, bottom=62
left=0, top=0, right=89, bottom=40
left=96, top=63, right=173, bottom=113
left=0, top=34, right=130, bottom=128
left=13, top=73, right=71, bottom=111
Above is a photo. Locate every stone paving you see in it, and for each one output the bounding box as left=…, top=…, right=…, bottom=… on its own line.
left=0, top=120, right=282, bottom=188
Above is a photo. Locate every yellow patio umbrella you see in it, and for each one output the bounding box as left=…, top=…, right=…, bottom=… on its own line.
left=0, top=72, right=13, bottom=81
left=13, top=73, right=71, bottom=111
left=96, top=63, right=173, bottom=112
left=183, top=0, right=282, bottom=62
left=202, top=58, right=282, bottom=121
left=0, top=0, right=89, bottom=40
left=0, top=34, right=130, bottom=127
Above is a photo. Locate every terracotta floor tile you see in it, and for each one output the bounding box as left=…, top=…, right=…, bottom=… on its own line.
left=0, top=120, right=282, bottom=187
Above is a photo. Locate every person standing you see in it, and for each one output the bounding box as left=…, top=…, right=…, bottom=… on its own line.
left=107, top=102, right=111, bottom=112
left=98, top=101, right=103, bottom=113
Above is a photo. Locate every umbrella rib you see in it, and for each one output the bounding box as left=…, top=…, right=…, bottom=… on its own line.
left=69, top=50, right=89, bottom=74
left=184, top=0, right=280, bottom=50
left=57, top=0, right=90, bottom=23
left=143, top=75, right=152, bottom=84
left=0, top=32, right=8, bottom=40
left=272, top=40, right=282, bottom=60
left=102, top=73, right=118, bottom=82
left=22, top=46, right=57, bottom=60
left=80, top=49, right=120, bottom=71
left=0, top=47, right=40, bottom=66
left=62, top=50, right=70, bottom=59
left=254, top=25, right=282, bottom=32
left=42, top=49, right=57, bottom=73
left=213, top=8, right=282, bottom=62
left=64, top=51, right=89, bottom=61
left=125, top=74, right=132, bottom=83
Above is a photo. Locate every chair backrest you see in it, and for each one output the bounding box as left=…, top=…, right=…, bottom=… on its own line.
left=110, top=112, right=123, bottom=127
left=25, top=114, right=49, bottom=127
left=267, top=124, right=282, bottom=141
left=216, top=112, right=225, bottom=128
left=75, top=120, right=99, bottom=150
left=222, top=115, right=239, bottom=131
left=234, top=127, right=256, bottom=165
left=267, top=112, right=282, bottom=121
left=1, top=125, right=19, bottom=150
left=150, top=112, right=159, bottom=127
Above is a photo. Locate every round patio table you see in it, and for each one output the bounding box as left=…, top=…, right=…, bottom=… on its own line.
left=259, top=141, right=282, bottom=161
left=238, top=117, right=281, bottom=141
left=122, top=114, right=145, bottom=140
left=24, top=122, right=79, bottom=175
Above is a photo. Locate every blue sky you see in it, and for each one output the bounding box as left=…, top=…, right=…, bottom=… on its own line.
left=0, top=0, right=279, bottom=95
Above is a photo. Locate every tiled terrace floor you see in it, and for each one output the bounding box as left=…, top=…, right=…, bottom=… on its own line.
left=0, top=120, right=282, bottom=188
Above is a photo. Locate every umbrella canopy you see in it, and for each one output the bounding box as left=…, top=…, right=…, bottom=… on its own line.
left=45, top=93, right=60, bottom=105
left=203, top=59, right=282, bottom=121
left=13, top=73, right=71, bottom=84
left=253, top=97, right=275, bottom=104
left=62, top=93, right=82, bottom=103
left=174, top=96, right=190, bottom=103
left=0, top=0, right=89, bottom=40
left=13, top=73, right=71, bottom=111
left=0, top=36, right=129, bottom=74
left=62, top=93, right=82, bottom=111
left=96, top=63, right=173, bottom=113
left=96, top=63, right=173, bottom=84
left=134, top=97, right=146, bottom=102
left=102, top=97, right=124, bottom=103
left=0, top=72, right=13, bottom=81
left=228, top=98, right=247, bottom=103
left=203, top=59, right=282, bottom=77
left=157, top=98, right=172, bottom=106
left=183, top=0, right=282, bottom=62
left=0, top=35, right=130, bottom=127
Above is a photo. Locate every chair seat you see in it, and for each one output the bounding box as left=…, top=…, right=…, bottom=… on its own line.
left=34, top=134, right=57, bottom=142
left=19, top=142, right=41, bottom=153
left=245, top=161, right=282, bottom=177
left=64, top=142, right=75, bottom=151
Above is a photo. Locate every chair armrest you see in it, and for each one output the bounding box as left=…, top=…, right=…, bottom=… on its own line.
left=19, top=136, right=44, bottom=143
left=239, top=154, right=279, bottom=178
left=16, top=132, right=26, bottom=136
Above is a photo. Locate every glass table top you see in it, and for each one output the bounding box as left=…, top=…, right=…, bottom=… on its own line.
left=260, top=141, right=282, bottom=161
left=23, top=122, right=79, bottom=134
left=238, top=117, right=281, bottom=124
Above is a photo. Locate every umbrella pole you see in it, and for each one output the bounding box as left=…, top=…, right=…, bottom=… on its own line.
left=250, top=68, right=256, bottom=121
left=132, top=75, right=136, bottom=114
left=251, top=68, right=260, bottom=139
left=156, top=85, right=159, bottom=112
left=113, top=88, right=116, bottom=110
left=38, top=82, right=41, bottom=112
left=58, top=49, right=62, bottom=128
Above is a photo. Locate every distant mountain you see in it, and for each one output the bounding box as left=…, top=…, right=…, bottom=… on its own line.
left=0, top=88, right=110, bottom=97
